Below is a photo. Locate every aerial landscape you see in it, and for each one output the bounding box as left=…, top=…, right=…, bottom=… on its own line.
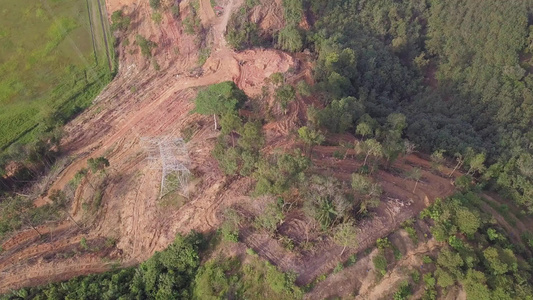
left=1, top=0, right=533, bottom=299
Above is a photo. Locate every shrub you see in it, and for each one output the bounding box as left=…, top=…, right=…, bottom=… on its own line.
left=136, top=35, right=157, bottom=58
left=373, top=253, right=388, bottom=275
left=111, top=10, right=131, bottom=31
left=275, top=84, right=296, bottom=111
left=149, top=0, right=160, bottom=9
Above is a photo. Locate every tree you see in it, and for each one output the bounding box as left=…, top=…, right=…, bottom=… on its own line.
left=318, top=97, right=365, bottom=133
left=275, top=84, right=296, bottom=112
left=282, top=0, right=303, bottom=25
left=351, top=173, right=382, bottom=213
left=270, top=72, right=284, bottom=85
left=430, top=150, right=445, bottom=172
left=111, top=10, right=131, bottom=31
left=332, top=221, right=358, bottom=256
left=277, top=25, right=303, bottom=52
left=386, top=113, right=407, bottom=137
left=255, top=202, right=284, bottom=233
left=435, top=267, right=455, bottom=288
left=403, top=140, right=416, bottom=156
left=238, top=121, right=264, bottom=152
left=298, top=126, right=325, bottom=153
left=354, top=138, right=383, bottom=166
left=87, top=157, right=110, bottom=174
left=373, top=253, right=388, bottom=275
left=303, top=176, right=350, bottom=230
left=296, top=80, right=311, bottom=96
left=483, top=247, right=514, bottom=275
left=448, top=152, right=465, bottom=177
left=136, top=35, right=157, bottom=58
left=193, top=82, right=247, bottom=130
left=220, top=112, right=242, bottom=146
left=455, top=208, right=480, bottom=236
left=220, top=208, right=241, bottom=242
left=436, top=248, right=464, bottom=276
left=467, top=152, right=486, bottom=175
left=49, top=189, right=81, bottom=228
left=355, top=122, right=373, bottom=139
left=351, top=174, right=371, bottom=194
left=461, top=269, right=491, bottom=300
left=406, top=167, right=422, bottom=193
left=149, top=0, right=160, bottom=9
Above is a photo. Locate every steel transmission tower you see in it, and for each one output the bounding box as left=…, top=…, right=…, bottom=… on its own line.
left=141, top=136, right=190, bottom=198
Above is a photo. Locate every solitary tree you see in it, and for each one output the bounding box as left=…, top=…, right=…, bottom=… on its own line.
left=355, top=122, right=373, bottom=139
left=298, top=126, right=325, bottom=154
left=111, top=10, right=131, bottom=31
left=354, top=138, right=383, bottom=166
left=455, top=208, right=480, bottom=236
left=88, top=157, right=110, bottom=174
left=430, top=150, right=445, bottom=172
left=467, top=152, right=486, bottom=175
left=351, top=173, right=382, bottom=213
left=448, top=152, right=464, bottom=177
left=406, top=167, right=422, bottom=193
left=49, top=189, right=81, bottom=228
left=333, top=221, right=358, bottom=256
left=136, top=35, right=157, bottom=58
left=193, top=82, right=247, bottom=130
left=220, top=112, right=242, bottom=146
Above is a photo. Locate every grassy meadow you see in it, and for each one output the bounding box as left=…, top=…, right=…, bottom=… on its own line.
left=0, top=0, right=114, bottom=150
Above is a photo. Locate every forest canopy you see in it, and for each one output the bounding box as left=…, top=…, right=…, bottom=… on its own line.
left=300, top=0, right=533, bottom=213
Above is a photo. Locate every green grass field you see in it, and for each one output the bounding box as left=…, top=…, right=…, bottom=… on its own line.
left=0, top=0, right=114, bottom=150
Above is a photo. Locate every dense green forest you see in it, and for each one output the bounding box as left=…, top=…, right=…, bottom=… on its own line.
left=286, top=0, right=533, bottom=213
left=419, top=192, right=533, bottom=299
left=223, top=0, right=533, bottom=213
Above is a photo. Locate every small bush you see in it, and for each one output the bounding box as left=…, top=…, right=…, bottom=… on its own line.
left=152, top=12, right=162, bottom=24
left=373, top=253, right=388, bottom=275
left=376, top=237, right=392, bottom=250
left=149, top=0, right=160, bottom=9
left=411, top=270, right=420, bottom=282
left=333, top=263, right=344, bottom=273
left=80, top=237, right=89, bottom=250
left=404, top=225, right=418, bottom=244
left=393, top=247, right=402, bottom=260
left=423, top=255, right=433, bottom=264
left=111, top=10, right=131, bottom=31
left=136, top=35, right=156, bottom=58
left=275, top=84, right=296, bottom=110
left=296, top=80, right=311, bottom=96
left=171, top=4, right=180, bottom=18
left=347, top=254, right=357, bottom=266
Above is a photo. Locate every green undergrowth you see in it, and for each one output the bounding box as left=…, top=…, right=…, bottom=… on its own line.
left=0, top=231, right=303, bottom=300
